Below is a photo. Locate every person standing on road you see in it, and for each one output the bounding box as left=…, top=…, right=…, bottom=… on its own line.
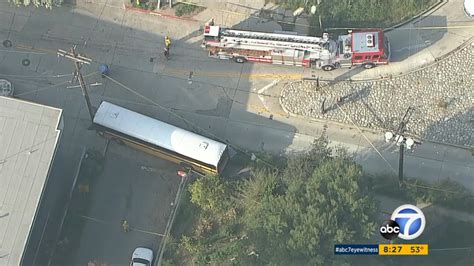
left=165, top=35, right=171, bottom=49
left=122, top=220, right=130, bottom=233
left=164, top=35, right=171, bottom=59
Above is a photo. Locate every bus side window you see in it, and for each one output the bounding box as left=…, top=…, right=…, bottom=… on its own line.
left=354, top=56, right=363, bottom=60
left=373, top=55, right=380, bottom=59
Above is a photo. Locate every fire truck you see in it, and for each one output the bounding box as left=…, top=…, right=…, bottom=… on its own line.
left=202, top=24, right=390, bottom=71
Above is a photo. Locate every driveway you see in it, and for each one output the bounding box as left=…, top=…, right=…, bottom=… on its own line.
left=52, top=141, right=181, bottom=265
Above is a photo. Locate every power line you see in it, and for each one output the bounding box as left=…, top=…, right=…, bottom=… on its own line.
left=176, top=0, right=474, bottom=31
left=81, top=0, right=110, bottom=50
left=0, top=73, right=73, bottom=79
left=5, top=53, right=469, bottom=196
left=316, top=84, right=474, bottom=196
left=12, top=42, right=300, bottom=82
left=101, top=75, right=473, bottom=197
left=5, top=64, right=467, bottom=196
left=102, top=74, right=281, bottom=172
left=403, top=181, right=474, bottom=196
left=14, top=72, right=98, bottom=97
left=57, top=46, right=95, bottom=120
left=3, top=13, right=468, bottom=195
left=317, top=85, right=398, bottom=175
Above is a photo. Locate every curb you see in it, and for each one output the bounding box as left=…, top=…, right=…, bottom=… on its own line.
left=321, top=0, right=453, bottom=83
left=362, top=36, right=474, bottom=82
left=279, top=82, right=382, bottom=136
left=47, top=147, right=86, bottom=265
left=384, top=0, right=447, bottom=32
left=335, top=36, right=474, bottom=83
left=278, top=81, right=473, bottom=151
left=279, top=81, right=383, bottom=136
left=302, top=37, right=473, bottom=85
left=123, top=4, right=198, bottom=22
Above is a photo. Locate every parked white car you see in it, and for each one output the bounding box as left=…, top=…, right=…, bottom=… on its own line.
left=130, top=247, right=154, bottom=266
left=465, top=0, right=474, bottom=18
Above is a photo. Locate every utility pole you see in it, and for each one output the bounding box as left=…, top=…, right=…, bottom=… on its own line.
left=57, top=46, right=94, bottom=121
left=398, top=143, right=404, bottom=187
left=384, top=107, right=417, bottom=188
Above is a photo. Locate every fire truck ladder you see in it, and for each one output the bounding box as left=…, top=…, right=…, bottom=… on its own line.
left=220, top=29, right=330, bottom=50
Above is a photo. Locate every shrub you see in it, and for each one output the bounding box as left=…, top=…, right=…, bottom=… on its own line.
left=174, top=3, right=204, bottom=17
left=369, top=174, right=474, bottom=213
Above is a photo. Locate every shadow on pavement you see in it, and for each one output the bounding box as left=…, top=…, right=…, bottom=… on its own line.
left=6, top=4, right=458, bottom=265
left=387, top=15, right=448, bottom=62
left=0, top=4, right=298, bottom=265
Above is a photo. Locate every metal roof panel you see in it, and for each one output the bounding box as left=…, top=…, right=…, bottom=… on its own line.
left=352, top=31, right=381, bottom=53
left=0, top=96, right=62, bottom=266
left=93, top=101, right=227, bottom=167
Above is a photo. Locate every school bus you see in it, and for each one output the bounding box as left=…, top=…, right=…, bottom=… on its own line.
left=92, top=101, right=229, bottom=175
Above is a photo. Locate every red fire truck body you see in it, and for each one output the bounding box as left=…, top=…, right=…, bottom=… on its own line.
left=202, top=25, right=390, bottom=71
left=335, top=30, right=390, bottom=69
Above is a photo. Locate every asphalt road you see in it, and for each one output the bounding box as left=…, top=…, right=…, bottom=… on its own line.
left=0, top=0, right=472, bottom=189
left=56, top=142, right=180, bottom=266
left=0, top=0, right=472, bottom=200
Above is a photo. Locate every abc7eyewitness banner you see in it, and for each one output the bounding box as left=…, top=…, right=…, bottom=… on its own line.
left=335, top=204, right=428, bottom=256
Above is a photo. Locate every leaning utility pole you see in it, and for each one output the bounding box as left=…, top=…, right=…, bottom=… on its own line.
left=57, top=46, right=94, bottom=121
left=394, top=107, right=414, bottom=186
left=384, top=107, right=416, bottom=188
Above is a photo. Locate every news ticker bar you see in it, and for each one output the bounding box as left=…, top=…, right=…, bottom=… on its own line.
left=334, top=244, right=429, bottom=256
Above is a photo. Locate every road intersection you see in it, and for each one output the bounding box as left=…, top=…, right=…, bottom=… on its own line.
left=0, top=0, right=472, bottom=194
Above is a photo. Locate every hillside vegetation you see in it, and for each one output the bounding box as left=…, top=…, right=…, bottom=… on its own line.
left=273, top=0, right=437, bottom=34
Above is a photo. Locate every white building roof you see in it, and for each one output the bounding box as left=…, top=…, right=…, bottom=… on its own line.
left=93, top=101, right=227, bottom=167
left=0, top=96, right=62, bottom=265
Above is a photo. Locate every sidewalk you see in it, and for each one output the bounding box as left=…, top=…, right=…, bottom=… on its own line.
left=349, top=0, right=474, bottom=80
left=232, top=107, right=474, bottom=191
left=241, top=78, right=474, bottom=191
left=1, top=0, right=471, bottom=192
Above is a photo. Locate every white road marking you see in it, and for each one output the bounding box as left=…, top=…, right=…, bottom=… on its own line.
left=256, top=79, right=279, bottom=112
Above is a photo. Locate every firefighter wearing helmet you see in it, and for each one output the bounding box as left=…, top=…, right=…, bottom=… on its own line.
left=165, top=35, right=171, bottom=49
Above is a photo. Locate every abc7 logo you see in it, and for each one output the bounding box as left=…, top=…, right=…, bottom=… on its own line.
left=380, top=204, right=426, bottom=240
left=380, top=220, right=400, bottom=240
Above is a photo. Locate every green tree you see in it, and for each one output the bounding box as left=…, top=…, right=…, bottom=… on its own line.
left=239, top=139, right=378, bottom=265
left=189, top=174, right=228, bottom=215
left=175, top=137, right=379, bottom=265
left=270, top=0, right=436, bottom=35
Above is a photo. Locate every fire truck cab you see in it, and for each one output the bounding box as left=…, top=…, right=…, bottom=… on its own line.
left=336, top=30, right=390, bottom=69
left=202, top=24, right=390, bottom=71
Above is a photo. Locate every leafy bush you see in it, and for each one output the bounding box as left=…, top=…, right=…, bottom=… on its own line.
left=174, top=3, right=205, bottom=17
left=268, top=0, right=437, bottom=35
left=369, top=174, right=474, bottom=212
left=424, top=179, right=474, bottom=210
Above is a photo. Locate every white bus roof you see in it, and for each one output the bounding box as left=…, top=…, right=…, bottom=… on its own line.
left=93, top=101, right=227, bottom=167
